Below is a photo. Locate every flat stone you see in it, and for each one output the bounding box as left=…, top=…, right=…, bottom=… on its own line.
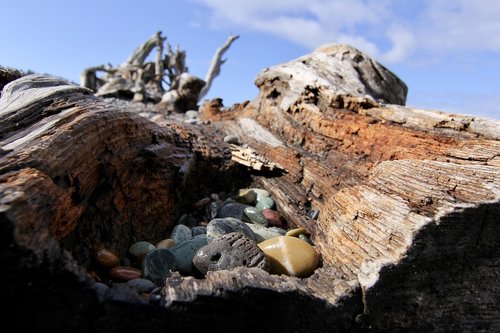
left=285, top=227, right=309, bottom=237
left=169, top=234, right=208, bottom=275
left=127, top=278, right=156, bottom=293
left=95, top=248, right=120, bottom=268
left=242, top=206, right=268, bottom=226
left=191, top=226, right=207, bottom=236
left=206, top=217, right=256, bottom=243
left=156, top=238, right=176, bottom=249
left=235, top=189, right=257, bottom=205
left=258, top=236, right=319, bottom=278
left=128, top=241, right=156, bottom=262
left=261, top=208, right=286, bottom=228
left=245, top=223, right=284, bottom=243
left=109, top=266, right=142, bottom=282
left=170, top=224, right=192, bottom=244
left=255, top=197, right=275, bottom=211
left=192, top=232, right=270, bottom=275
left=217, top=201, right=251, bottom=220
left=142, top=249, right=178, bottom=285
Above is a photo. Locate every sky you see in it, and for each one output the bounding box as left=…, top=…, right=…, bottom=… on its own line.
left=1, top=0, right=499, bottom=119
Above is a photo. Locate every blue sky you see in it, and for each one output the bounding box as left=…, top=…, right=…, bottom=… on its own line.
left=1, top=0, right=499, bottom=119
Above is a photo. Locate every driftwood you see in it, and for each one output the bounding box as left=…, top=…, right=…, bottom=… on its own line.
left=1, top=44, right=499, bottom=332
left=81, top=31, right=238, bottom=113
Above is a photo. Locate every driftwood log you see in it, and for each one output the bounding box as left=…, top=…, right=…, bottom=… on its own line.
left=1, top=45, right=499, bottom=332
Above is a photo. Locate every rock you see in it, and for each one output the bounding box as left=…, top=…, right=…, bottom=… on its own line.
left=299, top=234, right=314, bottom=246
left=128, top=241, right=156, bottom=262
left=258, top=236, right=319, bottom=278
left=261, top=209, right=286, bottom=228
left=127, top=278, right=156, bottom=293
left=206, top=200, right=223, bottom=220
left=93, top=282, right=109, bottom=301
left=255, top=197, right=275, bottom=211
left=235, top=189, right=257, bottom=205
left=223, top=134, right=240, bottom=145
left=105, top=283, right=148, bottom=305
left=192, top=232, right=270, bottom=275
left=156, top=238, right=176, bottom=249
left=142, top=249, right=178, bottom=285
left=95, top=248, right=120, bottom=268
left=170, top=224, right=192, bottom=244
left=206, top=217, right=256, bottom=243
left=217, top=201, right=251, bottom=220
left=250, top=188, right=271, bottom=202
left=191, top=226, right=207, bottom=236
left=192, top=197, right=211, bottom=211
left=285, top=227, right=309, bottom=237
left=242, top=207, right=268, bottom=226
left=245, top=223, right=285, bottom=243
left=109, top=266, right=142, bottom=282
left=169, top=234, right=208, bottom=275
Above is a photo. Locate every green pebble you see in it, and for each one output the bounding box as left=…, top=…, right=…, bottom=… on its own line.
left=129, top=241, right=156, bottom=259
left=242, top=207, right=268, bottom=226
left=250, top=188, right=270, bottom=202
left=255, top=197, right=275, bottom=211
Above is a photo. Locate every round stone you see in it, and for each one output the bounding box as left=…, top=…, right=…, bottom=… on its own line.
left=255, top=197, right=275, bottom=211
left=169, top=234, right=208, bottom=275
left=109, top=266, right=142, bottom=282
left=142, top=249, right=178, bottom=286
left=206, top=217, right=256, bottom=243
left=223, top=134, right=240, bottom=145
left=156, top=238, right=176, bottom=249
left=191, top=226, right=207, bottom=236
left=258, top=236, right=320, bottom=278
left=192, top=232, right=270, bottom=275
left=243, top=207, right=268, bottom=226
left=249, top=188, right=270, bottom=202
left=128, top=241, right=156, bottom=261
left=285, top=227, right=309, bottom=237
left=127, top=278, right=156, bottom=293
left=261, top=208, right=286, bottom=228
left=95, top=248, right=120, bottom=268
left=170, top=224, right=192, bottom=244
left=217, top=201, right=251, bottom=220
left=235, top=189, right=257, bottom=205
left=245, top=223, right=284, bottom=243
left=299, top=234, right=314, bottom=246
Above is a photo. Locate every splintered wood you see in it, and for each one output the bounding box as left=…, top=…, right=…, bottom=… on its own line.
left=229, top=144, right=286, bottom=172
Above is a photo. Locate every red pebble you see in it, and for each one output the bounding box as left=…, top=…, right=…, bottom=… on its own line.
left=109, top=266, right=142, bottom=282
left=261, top=209, right=286, bottom=228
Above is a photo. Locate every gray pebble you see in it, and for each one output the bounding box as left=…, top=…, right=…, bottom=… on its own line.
left=192, top=232, right=270, bottom=275
left=206, top=217, right=256, bottom=243
left=217, top=201, right=251, bottom=220
left=142, top=248, right=178, bottom=286
left=126, top=278, right=156, bottom=293
left=170, top=224, right=192, bottom=244
left=169, top=234, right=208, bottom=275
left=224, top=134, right=240, bottom=145
left=192, top=226, right=207, bottom=236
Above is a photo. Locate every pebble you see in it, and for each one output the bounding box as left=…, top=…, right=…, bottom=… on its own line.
left=255, top=197, right=275, bottom=211
left=142, top=248, right=178, bottom=285
left=126, top=278, right=156, bottom=293
left=170, top=224, right=192, bottom=244
left=249, top=188, right=270, bottom=202
left=128, top=241, right=156, bottom=262
left=169, top=234, right=208, bottom=275
left=105, top=283, right=147, bottom=305
left=261, top=208, right=286, bottom=228
left=192, top=197, right=210, bottom=211
left=192, top=232, right=270, bottom=275
left=95, top=248, right=120, bottom=268
left=258, top=236, right=319, bottom=278
left=245, top=223, right=284, bottom=243
left=235, top=189, right=257, bottom=205
left=223, top=134, right=240, bottom=145
left=94, top=282, right=109, bottom=301
left=242, top=207, right=268, bottom=226
left=216, top=201, right=251, bottom=220
left=206, top=200, right=223, bottom=220
left=191, top=226, right=207, bottom=236
left=299, top=234, right=314, bottom=246
left=206, top=217, right=257, bottom=243
left=285, top=227, right=309, bottom=237
left=156, top=238, right=176, bottom=249
left=109, top=266, right=142, bottom=282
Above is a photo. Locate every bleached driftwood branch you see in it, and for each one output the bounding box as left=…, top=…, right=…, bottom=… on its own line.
left=198, top=34, right=239, bottom=102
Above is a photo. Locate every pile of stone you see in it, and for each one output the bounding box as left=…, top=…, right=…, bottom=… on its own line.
left=90, top=188, right=321, bottom=304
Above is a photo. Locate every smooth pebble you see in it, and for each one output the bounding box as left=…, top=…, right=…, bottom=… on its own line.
left=206, top=217, right=256, bottom=243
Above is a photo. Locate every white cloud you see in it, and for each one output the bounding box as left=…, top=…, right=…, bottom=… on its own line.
left=194, top=0, right=500, bottom=63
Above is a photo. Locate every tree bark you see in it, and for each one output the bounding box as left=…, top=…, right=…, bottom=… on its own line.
left=1, top=44, right=498, bottom=332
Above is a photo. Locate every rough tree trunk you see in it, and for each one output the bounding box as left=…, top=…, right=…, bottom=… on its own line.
left=0, top=45, right=498, bottom=333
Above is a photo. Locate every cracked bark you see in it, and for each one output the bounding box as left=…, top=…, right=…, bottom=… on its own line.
left=1, top=44, right=499, bottom=333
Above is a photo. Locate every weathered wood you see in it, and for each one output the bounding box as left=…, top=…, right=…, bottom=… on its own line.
left=1, top=44, right=499, bottom=332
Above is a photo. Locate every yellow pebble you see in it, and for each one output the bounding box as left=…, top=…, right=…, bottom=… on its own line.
left=285, top=227, right=308, bottom=237
left=258, top=236, right=319, bottom=278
